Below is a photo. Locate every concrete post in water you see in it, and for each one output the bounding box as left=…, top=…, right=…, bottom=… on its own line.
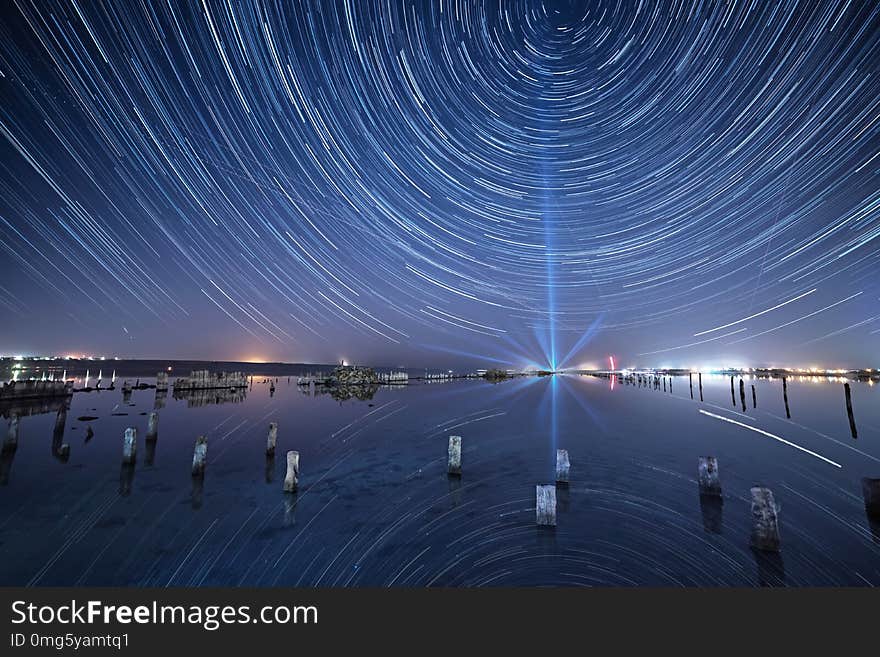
left=739, top=379, right=746, bottom=412
left=751, top=385, right=757, bottom=409
left=555, top=449, right=570, bottom=484
left=862, top=478, right=880, bottom=517
left=191, top=436, right=208, bottom=476
left=447, top=435, right=461, bottom=476
left=844, top=383, right=858, bottom=439
left=5, top=416, right=20, bottom=449
left=122, top=427, right=137, bottom=464
left=146, top=412, right=159, bottom=441
left=698, top=372, right=703, bottom=401
left=750, top=487, right=781, bottom=552
left=284, top=450, right=300, bottom=492
left=536, top=484, right=557, bottom=526
left=698, top=457, right=721, bottom=496
left=267, top=422, right=278, bottom=455
left=782, top=377, right=791, bottom=418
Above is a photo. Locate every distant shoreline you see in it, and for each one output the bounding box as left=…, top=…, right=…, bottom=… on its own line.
left=1, top=357, right=877, bottom=382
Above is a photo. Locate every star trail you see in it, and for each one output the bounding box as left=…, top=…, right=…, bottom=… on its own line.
left=1, top=0, right=879, bottom=368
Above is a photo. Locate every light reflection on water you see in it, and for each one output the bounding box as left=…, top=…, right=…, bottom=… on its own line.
left=1, top=371, right=879, bottom=586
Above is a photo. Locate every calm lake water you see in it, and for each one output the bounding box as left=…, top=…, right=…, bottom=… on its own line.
left=2, top=369, right=879, bottom=586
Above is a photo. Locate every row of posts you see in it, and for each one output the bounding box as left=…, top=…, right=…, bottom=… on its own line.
left=115, top=415, right=300, bottom=493
left=633, top=371, right=857, bottom=440
left=446, top=436, right=880, bottom=552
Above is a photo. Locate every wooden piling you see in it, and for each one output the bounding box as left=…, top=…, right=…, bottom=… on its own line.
left=698, top=456, right=721, bottom=497
left=122, top=427, right=137, bottom=464
left=730, top=376, right=736, bottom=406
left=739, top=379, right=746, bottom=412
left=556, top=449, right=570, bottom=484
left=191, top=436, right=208, bottom=476
left=53, top=406, right=67, bottom=437
left=146, top=411, right=159, bottom=441
left=267, top=422, right=278, bottom=455
left=782, top=377, right=791, bottom=418
left=862, top=478, right=880, bottom=517
left=284, top=450, right=300, bottom=492
left=751, top=385, right=757, bottom=409
left=844, top=383, right=858, bottom=439
left=689, top=373, right=693, bottom=399
left=447, top=435, right=461, bottom=475
left=536, top=484, right=556, bottom=526
left=5, top=416, right=20, bottom=448
left=698, top=372, right=703, bottom=401
left=750, top=487, right=781, bottom=552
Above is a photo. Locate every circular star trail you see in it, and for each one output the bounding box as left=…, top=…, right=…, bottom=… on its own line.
left=0, top=1, right=878, bottom=367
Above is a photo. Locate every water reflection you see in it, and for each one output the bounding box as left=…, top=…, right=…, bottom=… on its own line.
left=753, top=549, right=786, bottom=587
left=173, top=387, right=247, bottom=407
left=698, top=494, right=723, bottom=534
left=1, top=372, right=879, bottom=586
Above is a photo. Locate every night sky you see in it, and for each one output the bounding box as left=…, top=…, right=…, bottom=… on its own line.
left=1, top=1, right=878, bottom=370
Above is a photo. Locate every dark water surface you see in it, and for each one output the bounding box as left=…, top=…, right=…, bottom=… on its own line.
left=2, top=372, right=879, bottom=586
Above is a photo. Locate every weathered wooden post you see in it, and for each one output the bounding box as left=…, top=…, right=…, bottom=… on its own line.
left=284, top=450, right=300, bottom=492
left=122, top=427, right=137, bottom=464
left=698, top=372, right=703, bottom=401
left=536, top=484, right=557, bottom=526
left=862, top=478, right=880, bottom=517
left=844, top=383, right=858, bottom=439
left=555, top=449, right=570, bottom=484
left=669, top=377, right=673, bottom=393
left=191, top=436, right=207, bottom=476
left=750, top=487, right=780, bottom=552
left=751, top=384, right=757, bottom=409
left=739, top=379, right=747, bottom=412
left=146, top=412, right=159, bottom=441
left=782, top=377, right=791, bottom=418
left=52, top=406, right=70, bottom=463
left=730, top=376, right=736, bottom=406
left=698, top=456, right=722, bottom=496
left=447, top=435, right=461, bottom=475
left=267, top=422, right=278, bottom=455
left=4, top=416, right=19, bottom=449
left=663, top=377, right=666, bottom=392
left=3, top=415, right=19, bottom=449
left=53, top=406, right=67, bottom=438
left=689, top=372, right=694, bottom=399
